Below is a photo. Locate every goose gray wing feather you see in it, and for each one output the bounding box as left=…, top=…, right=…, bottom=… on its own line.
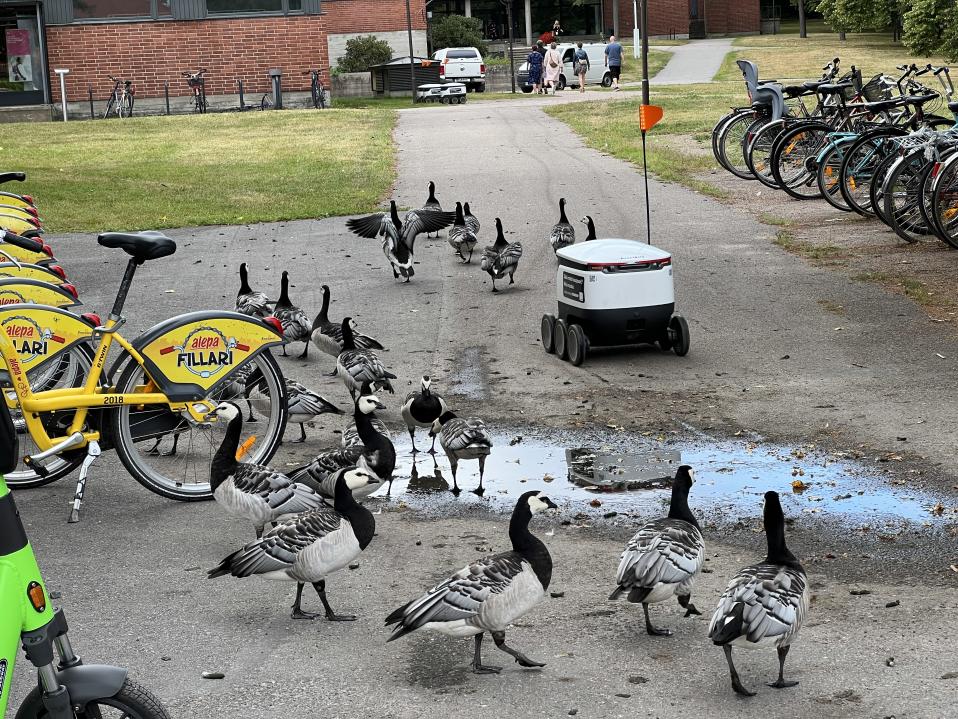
left=346, top=213, right=387, bottom=239
left=287, top=380, right=342, bottom=417
left=391, top=551, right=526, bottom=628
left=275, top=308, right=310, bottom=342
left=495, top=243, right=523, bottom=272
left=401, top=209, right=456, bottom=251
left=231, top=464, right=325, bottom=516
left=614, top=518, right=704, bottom=589
left=223, top=507, right=345, bottom=577
left=708, top=563, right=809, bottom=645
left=550, top=223, right=575, bottom=251
left=441, top=417, right=492, bottom=451
left=288, top=447, right=363, bottom=487
left=236, top=291, right=273, bottom=318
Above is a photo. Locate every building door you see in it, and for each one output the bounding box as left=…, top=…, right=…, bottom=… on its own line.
left=0, top=3, right=45, bottom=106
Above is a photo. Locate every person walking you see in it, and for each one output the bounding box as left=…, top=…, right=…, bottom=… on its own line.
left=552, top=19, right=563, bottom=40
left=573, top=42, right=590, bottom=93
left=604, top=34, right=623, bottom=91
left=543, top=41, right=563, bottom=95
left=527, top=44, right=544, bottom=95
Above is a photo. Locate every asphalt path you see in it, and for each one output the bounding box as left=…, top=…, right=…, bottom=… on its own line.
left=7, top=95, right=958, bottom=718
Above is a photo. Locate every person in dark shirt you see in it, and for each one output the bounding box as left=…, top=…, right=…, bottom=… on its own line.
left=604, top=35, right=623, bottom=91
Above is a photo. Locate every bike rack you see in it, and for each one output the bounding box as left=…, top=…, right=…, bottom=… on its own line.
left=238, top=78, right=246, bottom=110
left=269, top=68, right=283, bottom=110
left=87, top=85, right=94, bottom=120
left=164, top=81, right=170, bottom=115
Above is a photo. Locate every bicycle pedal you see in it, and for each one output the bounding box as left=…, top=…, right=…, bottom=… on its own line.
left=23, top=455, right=49, bottom=477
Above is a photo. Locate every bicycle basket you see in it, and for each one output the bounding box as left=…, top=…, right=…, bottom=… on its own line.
left=862, top=74, right=893, bottom=102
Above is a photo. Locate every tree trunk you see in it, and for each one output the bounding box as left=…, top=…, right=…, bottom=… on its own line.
left=839, top=31, right=846, bottom=41
left=798, top=0, right=807, bottom=38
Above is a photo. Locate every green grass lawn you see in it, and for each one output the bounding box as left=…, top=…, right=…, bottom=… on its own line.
left=5, top=109, right=396, bottom=233
left=546, top=82, right=738, bottom=196
left=717, top=28, right=950, bottom=83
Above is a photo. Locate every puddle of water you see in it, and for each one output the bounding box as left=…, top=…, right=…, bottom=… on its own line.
left=371, top=429, right=954, bottom=529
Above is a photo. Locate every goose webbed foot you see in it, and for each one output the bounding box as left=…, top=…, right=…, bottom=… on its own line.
left=471, top=485, right=485, bottom=497
left=767, top=646, right=796, bottom=689
left=471, top=634, right=502, bottom=674
left=291, top=424, right=307, bottom=443
left=291, top=583, right=319, bottom=620
left=491, top=631, right=545, bottom=668
left=643, top=603, right=673, bottom=637
left=299, top=343, right=309, bottom=360
left=678, top=594, right=701, bottom=617
left=281, top=346, right=289, bottom=357
left=313, top=580, right=356, bottom=621
left=147, top=438, right=162, bottom=456
left=325, top=367, right=338, bottom=377
left=724, top=645, right=755, bottom=697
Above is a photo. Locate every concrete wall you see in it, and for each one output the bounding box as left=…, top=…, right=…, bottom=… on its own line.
left=328, top=31, right=428, bottom=66
left=332, top=71, right=374, bottom=97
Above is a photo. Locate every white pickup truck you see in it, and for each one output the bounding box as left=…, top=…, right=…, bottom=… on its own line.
left=433, top=46, right=486, bottom=92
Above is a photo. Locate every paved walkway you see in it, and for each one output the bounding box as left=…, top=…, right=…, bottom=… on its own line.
left=652, top=37, right=734, bottom=84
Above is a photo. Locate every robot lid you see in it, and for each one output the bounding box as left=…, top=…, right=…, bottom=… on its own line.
left=557, top=238, right=671, bottom=270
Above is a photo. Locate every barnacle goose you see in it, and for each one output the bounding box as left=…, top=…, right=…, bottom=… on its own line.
left=480, top=218, right=523, bottom=293
left=288, top=388, right=396, bottom=494
left=310, top=285, right=384, bottom=360
left=608, top=465, right=704, bottom=636
left=385, top=490, right=557, bottom=673
left=209, top=466, right=378, bottom=620
left=401, top=376, right=447, bottom=453
left=448, top=202, right=478, bottom=263
left=580, top=216, right=597, bottom=241
left=346, top=200, right=454, bottom=282
left=235, top=263, right=274, bottom=318
left=708, top=491, right=809, bottom=697
left=341, top=416, right=390, bottom=449
left=421, top=181, right=443, bottom=237
left=244, top=367, right=344, bottom=443
left=463, top=202, right=480, bottom=236
left=336, top=317, right=396, bottom=399
left=210, top=401, right=328, bottom=538
left=272, top=271, right=311, bottom=358
left=549, top=198, right=575, bottom=254
left=431, top=411, right=492, bottom=496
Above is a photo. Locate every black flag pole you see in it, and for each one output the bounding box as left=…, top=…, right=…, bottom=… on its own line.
left=640, top=0, right=652, bottom=244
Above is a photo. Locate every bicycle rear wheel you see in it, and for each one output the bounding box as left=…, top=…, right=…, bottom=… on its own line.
left=261, top=94, right=273, bottom=111
left=816, top=138, right=855, bottom=212
left=311, top=80, right=320, bottom=109
left=109, top=351, right=288, bottom=501
left=838, top=129, right=905, bottom=217
left=771, top=122, right=830, bottom=200
left=882, top=149, right=934, bottom=243
left=716, top=110, right=756, bottom=179
left=3, top=344, right=96, bottom=489
left=870, top=152, right=901, bottom=227
left=711, top=110, right=742, bottom=171
left=746, top=118, right=788, bottom=189
left=930, top=153, right=958, bottom=249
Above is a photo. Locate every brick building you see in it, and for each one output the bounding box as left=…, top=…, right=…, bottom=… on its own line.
left=0, top=0, right=428, bottom=107
left=429, top=1, right=759, bottom=45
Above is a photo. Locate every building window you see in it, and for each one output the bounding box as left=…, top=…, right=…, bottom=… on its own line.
left=206, top=0, right=303, bottom=13
left=73, top=0, right=153, bottom=18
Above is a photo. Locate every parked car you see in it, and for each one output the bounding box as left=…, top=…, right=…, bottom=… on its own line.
left=433, top=47, right=486, bottom=92
left=517, top=43, right=611, bottom=93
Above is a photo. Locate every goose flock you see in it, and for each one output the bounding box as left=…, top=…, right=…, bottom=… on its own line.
left=217, top=188, right=812, bottom=694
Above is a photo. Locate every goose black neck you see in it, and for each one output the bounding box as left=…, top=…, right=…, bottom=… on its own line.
left=341, top=318, right=356, bottom=350
left=667, top=481, right=699, bottom=528
left=355, top=405, right=380, bottom=444
left=210, top=414, right=242, bottom=491
left=390, top=201, right=401, bottom=229
left=764, top=500, right=801, bottom=568
left=427, top=182, right=437, bottom=202
left=494, top=221, right=507, bottom=249
left=509, top=503, right=552, bottom=589
left=558, top=199, right=568, bottom=224
left=318, top=286, right=330, bottom=323
left=277, top=273, right=291, bottom=307
left=455, top=203, right=464, bottom=225
left=238, top=264, right=252, bottom=294
left=334, top=479, right=376, bottom=549
left=586, top=219, right=596, bottom=241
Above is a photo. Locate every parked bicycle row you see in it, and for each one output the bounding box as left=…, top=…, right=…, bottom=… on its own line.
left=94, top=67, right=332, bottom=119
left=711, top=57, right=958, bottom=249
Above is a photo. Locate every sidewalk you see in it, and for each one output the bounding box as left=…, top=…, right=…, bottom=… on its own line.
left=651, top=37, right=733, bottom=84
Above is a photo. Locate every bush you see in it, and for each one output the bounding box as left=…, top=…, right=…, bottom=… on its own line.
left=337, top=35, right=393, bottom=73
left=431, top=15, right=487, bottom=56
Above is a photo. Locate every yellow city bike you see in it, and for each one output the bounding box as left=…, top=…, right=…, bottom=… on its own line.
left=0, top=230, right=55, bottom=265
left=1, top=231, right=290, bottom=521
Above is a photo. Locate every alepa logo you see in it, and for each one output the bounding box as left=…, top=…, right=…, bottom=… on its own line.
left=2, top=314, right=64, bottom=361
left=159, top=325, right=249, bottom=379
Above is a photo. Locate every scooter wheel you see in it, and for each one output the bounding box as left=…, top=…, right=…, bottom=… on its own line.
left=567, top=324, right=588, bottom=366
left=541, top=314, right=556, bottom=353
left=670, top=314, right=690, bottom=357
left=553, top=318, right=568, bottom=360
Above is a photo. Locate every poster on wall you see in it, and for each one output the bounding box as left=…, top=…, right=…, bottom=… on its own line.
left=6, top=29, right=33, bottom=83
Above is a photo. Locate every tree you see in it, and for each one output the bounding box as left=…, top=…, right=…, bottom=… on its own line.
left=817, top=0, right=903, bottom=40
left=431, top=15, right=488, bottom=56
left=337, top=35, right=393, bottom=73
left=903, top=0, right=958, bottom=59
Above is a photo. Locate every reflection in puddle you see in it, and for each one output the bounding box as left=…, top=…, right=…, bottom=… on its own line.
left=373, top=430, right=955, bottom=529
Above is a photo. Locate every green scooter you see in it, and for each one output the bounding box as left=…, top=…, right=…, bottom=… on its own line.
left=0, top=401, right=170, bottom=719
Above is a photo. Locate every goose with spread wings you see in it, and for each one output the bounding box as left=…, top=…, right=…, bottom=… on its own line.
left=346, top=200, right=454, bottom=282
left=386, top=490, right=557, bottom=674
left=708, top=491, right=809, bottom=697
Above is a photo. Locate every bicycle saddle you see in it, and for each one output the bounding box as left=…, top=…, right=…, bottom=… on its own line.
left=783, top=85, right=810, bottom=98
left=949, top=100, right=958, bottom=114
left=98, top=231, right=176, bottom=261
left=802, top=79, right=831, bottom=91
left=0, top=172, right=26, bottom=185
left=817, top=82, right=852, bottom=95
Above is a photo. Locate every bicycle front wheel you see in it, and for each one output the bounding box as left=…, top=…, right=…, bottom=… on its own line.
left=311, top=81, right=320, bottom=109
left=261, top=94, right=273, bottom=111
left=882, top=150, right=933, bottom=243
left=4, top=343, right=97, bottom=489
left=771, top=122, right=830, bottom=200
left=109, top=351, right=288, bottom=501
left=15, top=677, right=171, bottom=719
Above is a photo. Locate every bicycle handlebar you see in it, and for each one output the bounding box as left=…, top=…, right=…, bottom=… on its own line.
left=301, top=68, right=327, bottom=75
